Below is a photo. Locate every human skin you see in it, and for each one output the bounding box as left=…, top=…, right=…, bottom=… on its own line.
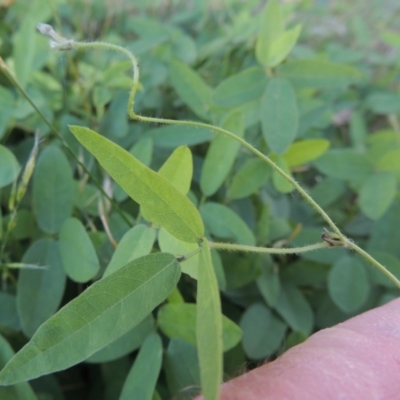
left=196, top=297, right=400, bottom=399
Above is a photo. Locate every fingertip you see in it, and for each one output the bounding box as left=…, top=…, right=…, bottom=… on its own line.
left=198, top=298, right=400, bottom=400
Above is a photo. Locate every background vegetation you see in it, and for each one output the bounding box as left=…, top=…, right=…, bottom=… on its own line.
left=1, top=0, right=400, bottom=399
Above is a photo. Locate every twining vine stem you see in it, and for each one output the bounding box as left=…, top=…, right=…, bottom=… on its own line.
left=37, top=24, right=400, bottom=289
left=209, top=241, right=330, bottom=254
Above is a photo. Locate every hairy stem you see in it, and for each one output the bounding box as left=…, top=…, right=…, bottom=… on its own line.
left=39, top=27, right=400, bottom=289
left=209, top=241, right=330, bottom=254
left=73, top=40, right=343, bottom=239
left=347, top=241, right=400, bottom=290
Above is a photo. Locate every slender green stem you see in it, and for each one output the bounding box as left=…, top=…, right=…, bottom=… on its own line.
left=136, top=115, right=343, bottom=238
left=73, top=39, right=341, bottom=239
left=40, top=27, right=400, bottom=289
left=73, top=41, right=140, bottom=119
left=0, top=57, right=132, bottom=228
left=74, top=41, right=344, bottom=240
left=209, top=241, right=330, bottom=254
left=347, top=240, right=400, bottom=289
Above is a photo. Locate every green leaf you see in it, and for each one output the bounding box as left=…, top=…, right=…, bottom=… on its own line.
left=0, top=145, right=20, bottom=189
left=365, top=251, right=400, bottom=289
left=172, top=31, right=197, bottom=64
left=13, top=17, right=36, bottom=89
left=226, top=158, right=271, bottom=201
left=236, top=99, right=262, bottom=127
left=283, top=331, right=307, bottom=351
left=0, top=88, right=16, bottom=140
left=223, top=254, right=261, bottom=290
left=313, top=149, right=372, bottom=182
left=93, top=85, right=112, bottom=115
left=278, top=59, right=362, bottom=88
left=69, top=126, right=204, bottom=243
left=119, top=333, right=162, bottom=400
left=145, top=125, right=213, bottom=148
left=169, top=59, right=212, bottom=120
left=240, top=303, right=286, bottom=360
left=272, top=157, right=295, bottom=193
left=165, top=339, right=200, bottom=398
left=255, top=0, right=285, bottom=66
left=366, top=92, right=400, bottom=114
left=315, top=294, right=349, bottom=329
left=0, top=334, right=37, bottom=400
left=104, top=224, right=156, bottom=277
left=158, top=146, right=192, bottom=195
left=350, top=111, right=367, bottom=150
left=283, top=139, right=330, bottom=167
left=0, top=292, right=20, bottom=331
left=196, top=239, right=222, bottom=400
left=130, top=138, right=153, bottom=166
left=261, top=78, right=298, bottom=154
left=0, top=253, right=181, bottom=385
left=292, top=227, right=346, bottom=265
left=17, top=239, right=66, bottom=338
left=367, top=130, right=399, bottom=160
left=376, top=150, right=400, bottom=171
left=200, top=111, right=245, bottom=196
left=213, top=67, right=267, bottom=108
left=110, top=138, right=154, bottom=204
left=32, top=146, right=75, bottom=234
left=266, top=25, right=302, bottom=68
left=328, top=255, right=369, bottom=313
left=158, top=303, right=241, bottom=352
left=273, top=283, right=313, bottom=335
left=282, top=260, right=330, bottom=287
left=86, top=315, right=154, bottom=363
left=211, top=250, right=227, bottom=291
left=309, top=178, right=346, bottom=208
left=256, top=204, right=270, bottom=245
left=74, top=183, right=100, bottom=216
left=381, top=30, right=400, bottom=48
left=99, top=91, right=129, bottom=139
left=256, top=255, right=281, bottom=307
left=200, top=202, right=256, bottom=246
left=59, top=217, right=100, bottom=283
left=358, top=172, right=397, bottom=220
left=158, top=228, right=199, bottom=279
left=368, top=201, right=400, bottom=258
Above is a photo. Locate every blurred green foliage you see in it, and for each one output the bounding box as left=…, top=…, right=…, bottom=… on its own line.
left=1, top=0, right=400, bottom=399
